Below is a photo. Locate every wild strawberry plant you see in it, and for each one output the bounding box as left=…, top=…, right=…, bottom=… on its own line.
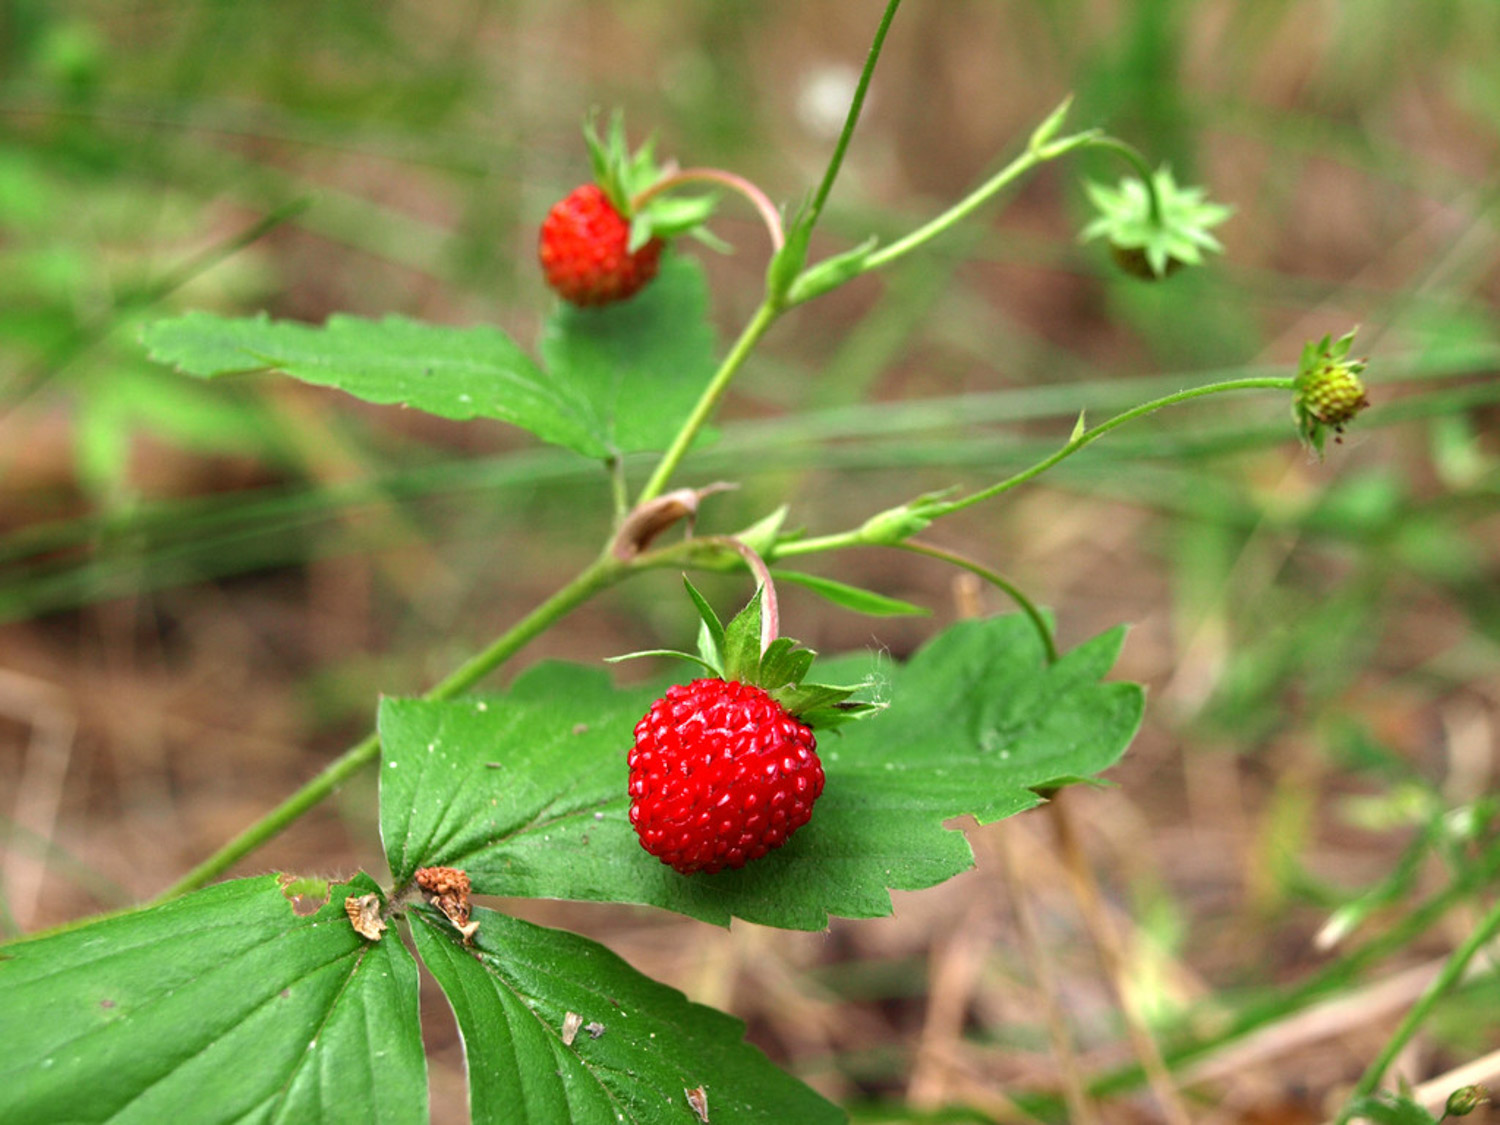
left=0, top=5, right=1382, bottom=1123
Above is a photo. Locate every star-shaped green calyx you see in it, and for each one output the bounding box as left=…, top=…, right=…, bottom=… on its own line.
left=1081, top=165, right=1232, bottom=280
left=611, top=578, right=881, bottom=730
left=584, top=111, right=718, bottom=252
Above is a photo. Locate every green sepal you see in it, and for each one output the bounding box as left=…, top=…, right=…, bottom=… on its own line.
left=633, top=194, right=719, bottom=249
left=766, top=202, right=814, bottom=303
left=721, top=586, right=766, bottom=685
left=758, top=637, right=816, bottom=692
left=786, top=236, right=879, bottom=305
left=683, top=575, right=727, bottom=668
left=603, top=648, right=720, bottom=677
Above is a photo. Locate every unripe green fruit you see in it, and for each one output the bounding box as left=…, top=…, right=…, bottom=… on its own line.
left=1300, top=361, right=1369, bottom=427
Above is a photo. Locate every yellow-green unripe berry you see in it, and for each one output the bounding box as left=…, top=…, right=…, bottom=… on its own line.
left=1293, top=329, right=1370, bottom=456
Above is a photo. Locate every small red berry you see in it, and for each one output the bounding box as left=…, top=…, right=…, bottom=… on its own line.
left=538, top=184, right=663, bottom=306
left=628, top=678, right=824, bottom=875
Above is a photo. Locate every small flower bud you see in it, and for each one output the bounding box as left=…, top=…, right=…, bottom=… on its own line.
left=1445, top=1084, right=1490, bottom=1116
left=1293, top=329, right=1370, bottom=457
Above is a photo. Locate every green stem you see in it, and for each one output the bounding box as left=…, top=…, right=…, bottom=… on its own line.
left=862, top=143, right=1054, bottom=273
left=1334, top=894, right=1500, bottom=1124
left=635, top=299, right=780, bottom=506
left=773, top=377, right=1298, bottom=562
left=1084, top=135, right=1163, bottom=226
left=931, top=377, right=1296, bottom=518
left=153, top=552, right=625, bottom=901
left=803, top=0, right=904, bottom=236
left=896, top=540, right=1058, bottom=664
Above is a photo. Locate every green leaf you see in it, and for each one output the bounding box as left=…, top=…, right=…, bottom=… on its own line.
left=378, top=615, right=1142, bottom=929
left=142, top=310, right=605, bottom=457
left=773, top=569, right=930, bottom=617
left=409, top=906, right=843, bottom=1125
left=540, top=254, right=718, bottom=456
left=0, top=873, right=426, bottom=1125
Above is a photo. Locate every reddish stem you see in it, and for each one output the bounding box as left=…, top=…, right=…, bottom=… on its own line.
left=633, top=168, right=785, bottom=251
left=722, top=537, right=779, bottom=653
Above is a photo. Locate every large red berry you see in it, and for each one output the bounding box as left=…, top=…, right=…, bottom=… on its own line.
left=538, top=184, right=663, bottom=306
left=628, top=678, right=824, bottom=875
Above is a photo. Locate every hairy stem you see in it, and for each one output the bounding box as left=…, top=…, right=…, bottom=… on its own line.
left=154, top=552, right=625, bottom=900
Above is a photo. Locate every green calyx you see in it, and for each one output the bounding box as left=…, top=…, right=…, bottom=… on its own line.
left=1081, top=165, right=1232, bottom=280
left=1293, top=329, right=1370, bottom=457
left=584, top=111, right=718, bottom=252
left=611, top=578, right=881, bottom=730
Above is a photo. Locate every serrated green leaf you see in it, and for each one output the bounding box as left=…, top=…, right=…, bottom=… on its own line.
left=0, top=873, right=425, bottom=1125
left=540, top=255, right=717, bottom=456
left=773, top=569, right=929, bottom=618
left=410, top=906, right=843, bottom=1125
left=378, top=615, right=1142, bottom=929
left=142, top=310, right=604, bottom=457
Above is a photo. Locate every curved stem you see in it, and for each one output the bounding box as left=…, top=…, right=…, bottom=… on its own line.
left=1083, top=135, right=1163, bottom=226
left=930, top=377, right=1296, bottom=518
left=635, top=299, right=780, bottom=506
left=861, top=144, right=1049, bottom=274
left=720, top=536, right=780, bottom=652
left=896, top=540, right=1057, bottom=664
left=633, top=167, right=785, bottom=251
left=1334, top=894, right=1500, bottom=1124
left=153, top=552, right=626, bottom=901
left=804, top=0, right=904, bottom=237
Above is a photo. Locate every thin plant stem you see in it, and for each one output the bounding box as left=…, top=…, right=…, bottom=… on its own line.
left=1084, top=136, right=1163, bottom=225
left=719, top=537, right=780, bottom=652
left=154, top=552, right=625, bottom=901
left=773, top=377, right=1300, bottom=561
left=1334, top=893, right=1500, bottom=1124
left=1049, top=793, right=1194, bottom=1125
left=896, top=540, right=1057, bottom=664
left=633, top=167, right=785, bottom=251
left=635, top=299, right=780, bottom=506
left=803, top=0, right=904, bottom=236
left=862, top=144, right=1054, bottom=274
left=929, top=377, right=1296, bottom=519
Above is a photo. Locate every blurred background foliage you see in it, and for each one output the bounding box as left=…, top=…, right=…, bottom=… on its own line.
left=1, top=1, right=1498, bottom=1122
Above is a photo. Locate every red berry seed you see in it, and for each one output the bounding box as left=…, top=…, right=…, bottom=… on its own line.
left=538, top=184, right=663, bottom=306
left=628, top=679, right=824, bottom=874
